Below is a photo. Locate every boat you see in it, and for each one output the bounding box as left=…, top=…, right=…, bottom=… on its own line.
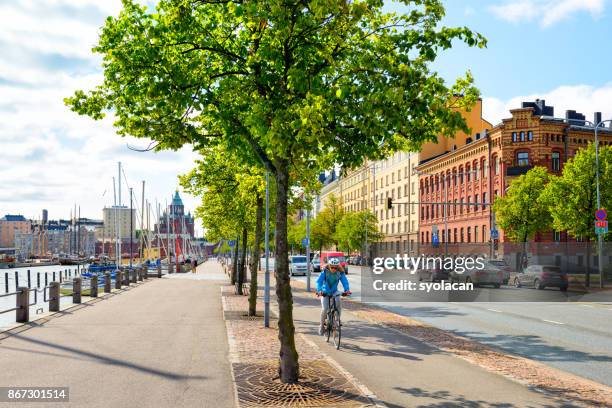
left=87, top=256, right=117, bottom=272
left=0, top=255, right=16, bottom=269
left=58, top=255, right=88, bottom=265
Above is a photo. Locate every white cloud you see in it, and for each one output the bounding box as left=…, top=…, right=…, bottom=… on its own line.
left=0, top=0, right=203, bottom=235
left=482, top=83, right=612, bottom=125
left=490, top=0, right=606, bottom=27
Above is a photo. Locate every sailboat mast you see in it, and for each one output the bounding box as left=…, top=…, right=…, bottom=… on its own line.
left=141, top=181, right=145, bottom=262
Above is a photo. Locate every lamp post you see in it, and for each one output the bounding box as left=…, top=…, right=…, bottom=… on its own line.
left=264, top=171, right=270, bottom=327
left=595, top=119, right=612, bottom=289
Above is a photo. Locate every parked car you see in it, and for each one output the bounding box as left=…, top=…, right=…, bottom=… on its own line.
left=453, top=265, right=504, bottom=288
left=311, top=257, right=321, bottom=273
left=289, top=255, right=309, bottom=276
left=514, top=264, right=568, bottom=291
left=487, top=259, right=513, bottom=285
left=418, top=266, right=450, bottom=283
left=320, top=251, right=349, bottom=274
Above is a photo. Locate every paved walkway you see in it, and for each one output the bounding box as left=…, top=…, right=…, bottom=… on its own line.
left=0, top=264, right=234, bottom=408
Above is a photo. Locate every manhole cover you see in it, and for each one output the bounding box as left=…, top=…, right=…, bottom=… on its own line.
left=233, top=360, right=372, bottom=407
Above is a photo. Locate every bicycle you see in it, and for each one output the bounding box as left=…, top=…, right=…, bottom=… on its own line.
left=319, top=291, right=350, bottom=350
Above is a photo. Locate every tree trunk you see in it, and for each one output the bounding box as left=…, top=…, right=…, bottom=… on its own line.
left=249, top=194, right=264, bottom=316
left=585, top=239, right=591, bottom=288
left=274, top=161, right=299, bottom=383
left=238, top=228, right=248, bottom=295
left=231, top=235, right=239, bottom=285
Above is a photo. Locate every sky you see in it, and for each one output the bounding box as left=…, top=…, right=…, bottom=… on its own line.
left=0, top=0, right=611, bottom=230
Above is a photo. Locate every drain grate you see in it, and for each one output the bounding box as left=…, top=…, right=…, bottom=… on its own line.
left=233, top=360, right=372, bottom=407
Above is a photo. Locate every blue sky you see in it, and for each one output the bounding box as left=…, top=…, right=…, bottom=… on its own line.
left=0, top=0, right=611, bottom=223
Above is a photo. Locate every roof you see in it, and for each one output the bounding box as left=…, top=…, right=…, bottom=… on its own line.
left=172, top=191, right=184, bottom=207
left=1, top=214, right=27, bottom=222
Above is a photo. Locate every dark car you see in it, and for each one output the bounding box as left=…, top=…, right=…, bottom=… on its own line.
left=311, top=257, right=321, bottom=273
left=418, top=266, right=450, bottom=283
left=514, top=265, right=568, bottom=291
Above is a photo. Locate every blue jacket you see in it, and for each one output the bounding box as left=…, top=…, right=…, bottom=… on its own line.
left=316, top=268, right=350, bottom=295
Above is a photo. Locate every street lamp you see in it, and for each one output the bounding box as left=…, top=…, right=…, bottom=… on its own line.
left=595, top=119, right=612, bottom=289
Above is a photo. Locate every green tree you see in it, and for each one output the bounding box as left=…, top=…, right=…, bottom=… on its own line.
left=542, top=144, right=612, bottom=286
left=335, top=210, right=383, bottom=255
left=494, top=167, right=552, bottom=244
left=66, top=0, right=485, bottom=382
left=312, top=194, right=345, bottom=251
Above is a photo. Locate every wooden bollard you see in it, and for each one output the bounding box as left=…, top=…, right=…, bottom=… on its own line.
left=16, top=287, right=29, bottom=323
left=115, top=271, right=122, bottom=289
left=123, top=270, right=130, bottom=286
left=90, top=275, right=98, bottom=298
left=137, top=267, right=143, bottom=282
left=157, top=264, right=162, bottom=278
left=143, top=266, right=148, bottom=280
left=104, top=272, right=111, bottom=293
left=49, top=282, right=60, bottom=312
left=73, top=277, right=82, bottom=304
left=131, top=269, right=137, bottom=284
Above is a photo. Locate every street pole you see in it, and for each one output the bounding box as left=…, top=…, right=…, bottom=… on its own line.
left=264, top=171, right=270, bottom=327
left=443, top=174, right=448, bottom=258
left=130, top=188, right=133, bottom=270
left=595, top=119, right=611, bottom=289
left=306, top=207, right=311, bottom=292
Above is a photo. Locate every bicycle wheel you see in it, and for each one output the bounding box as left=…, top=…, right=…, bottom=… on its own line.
left=325, top=312, right=333, bottom=343
left=332, top=309, right=341, bottom=349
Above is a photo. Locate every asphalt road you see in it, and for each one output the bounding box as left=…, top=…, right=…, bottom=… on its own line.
left=279, top=261, right=612, bottom=388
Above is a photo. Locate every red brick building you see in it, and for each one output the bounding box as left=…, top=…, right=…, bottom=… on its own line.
left=417, top=99, right=612, bottom=249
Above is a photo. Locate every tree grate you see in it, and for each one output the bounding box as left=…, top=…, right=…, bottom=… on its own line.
left=233, top=360, right=374, bottom=407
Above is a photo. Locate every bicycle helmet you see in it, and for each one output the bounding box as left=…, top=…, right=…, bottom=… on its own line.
left=328, top=258, right=341, bottom=267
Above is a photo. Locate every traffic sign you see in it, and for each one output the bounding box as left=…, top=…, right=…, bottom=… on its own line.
left=595, top=220, right=608, bottom=235
left=595, top=209, right=607, bottom=221
left=490, top=229, right=499, bottom=240
left=301, top=237, right=309, bottom=247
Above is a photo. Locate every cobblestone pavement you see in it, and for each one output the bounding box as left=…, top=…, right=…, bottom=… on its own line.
left=221, top=280, right=380, bottom=407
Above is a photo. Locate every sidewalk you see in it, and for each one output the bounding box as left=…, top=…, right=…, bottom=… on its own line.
left=0, top=264, right=234, bottom=408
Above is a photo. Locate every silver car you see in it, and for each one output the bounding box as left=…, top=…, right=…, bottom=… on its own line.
left=514, top=264, right=568, bottom=291
left=289, top=255, right=309, bottom=276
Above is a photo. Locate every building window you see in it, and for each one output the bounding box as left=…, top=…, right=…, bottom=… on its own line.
left=475, top=194, right=479, bottom=211
left=482, top=225, right=486, bottom=242
left=517, top=152, right=529, bottom=167
left=474, top=162, right=479, bottom=180
left=460, top=228, right=464, bottom=243
left=520, top=131, right=525, bottom=142
left=552, top=152, right=560, bottom=171
left=467, top=196, right=471, bottom=213
left=454, top=228, right=458, bottom=242
left=528, top=131, right=533, bottom=141
left=482, top=192, right=487, bottom=209
left=467, top=227, right=471, bottom=243
left=512, top=132, right=517, bottom=142
left=474, top=226, right=478, bottom=242
left=466, top=165, right=471, bottom=182
left=554, top=231, right=561, bottom=242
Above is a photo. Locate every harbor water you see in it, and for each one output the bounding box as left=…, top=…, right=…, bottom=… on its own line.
left=0, top=264, right=86, bottom=329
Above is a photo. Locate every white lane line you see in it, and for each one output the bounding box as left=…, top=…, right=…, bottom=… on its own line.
left=542, top=319, right=565, bottom=325
left=580, top=304, right=595, bottom=308
left=487, top=308, right=503, bottom=313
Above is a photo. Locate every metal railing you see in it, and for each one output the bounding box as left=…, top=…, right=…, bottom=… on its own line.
left=0, top=267, right=150, bottom=326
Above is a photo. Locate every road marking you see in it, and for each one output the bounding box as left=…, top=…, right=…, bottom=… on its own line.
left=542, top=319, right=565, bottom=325
left=487, top=308, right=503, bottom=313
left=580, top=304, right=595, bottom=308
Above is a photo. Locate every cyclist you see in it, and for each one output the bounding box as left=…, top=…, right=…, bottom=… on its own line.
left=316, top=257, right=351, bottom=335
